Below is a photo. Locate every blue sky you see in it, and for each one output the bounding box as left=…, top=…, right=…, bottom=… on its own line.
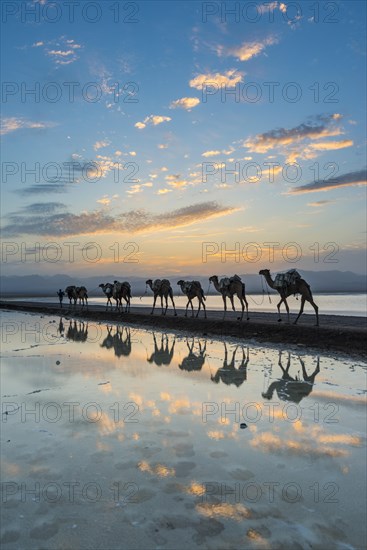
left=1, top=0, right=366, bottom=276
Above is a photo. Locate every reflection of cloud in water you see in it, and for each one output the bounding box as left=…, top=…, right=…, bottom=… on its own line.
left=311, top=390, right=367, bottom=406
left=196, top=502, right=253, bottom=521
left=184, top=481, right=205, bottom=496
left=3, top=462, right=21, bottom=476
left=138, top=460, right=175, bottom=478
left=249, top=430, right=361, bottom=458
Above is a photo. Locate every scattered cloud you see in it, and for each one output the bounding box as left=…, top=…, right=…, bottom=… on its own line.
left=202, top=148, right=235, bottom=157
left=306, top=140, right=353, bottom=151
left=1, top=202, right=239, bottom=237
left=1, top=117, right=55, bottom=136
left=94, top=140, right=111, bottom=151
left=202, top=150, right=221, bottom=157
left=244, top=114, right=344, bottom=154
left=165, top=174, right=189, bottom=189
left=288, top=169, right=367, bottom=194
left=15, top=183, right=69, bottom=196
left=307, top=200, right=335, bottom=207
left=189, top=69, right=244, bottom=90
left=126, top=182, right=153, bottom=195
left=135, top=115, right=171, bottom=129
left=33, top=37, right=82, bottom=65
left=216, top=35, right=278, bottom=61
left=243, top=114, right=350, bottom=162
left=170, top=97, right=200, bottom=110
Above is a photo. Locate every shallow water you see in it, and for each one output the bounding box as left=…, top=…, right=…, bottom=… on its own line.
left=1, top=311, right=366, bottom=549
left=6, top=292, right=367, bottom=317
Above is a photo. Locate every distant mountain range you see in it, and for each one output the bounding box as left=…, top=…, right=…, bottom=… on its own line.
left=0, top=271, right=366, bottom=296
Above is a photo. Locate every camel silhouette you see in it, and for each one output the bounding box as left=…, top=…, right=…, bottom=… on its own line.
left=65, top=320, right=88, bottom=343
left=147, top=333, right=176, bottom=366
left=262, top=351, right=320, bottom=404
left=259, top=269, right=319, bottom=325
left=100, top=325, right=132, bottom=358
left=211, top=343, right=250, bottom=387
left=178, top=339, right=207, bottom=371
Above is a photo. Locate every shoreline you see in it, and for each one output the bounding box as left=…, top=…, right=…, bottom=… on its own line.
left=1, top=300, right=366, bottom=358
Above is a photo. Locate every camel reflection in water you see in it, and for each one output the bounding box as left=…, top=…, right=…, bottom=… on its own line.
left=147, top=333, right=176, bottom=367
left=100, top=326, right=132, bottom=358
left=57, top=318, right=65, bottom=336
left=211, top=343, right=250, bottom=387
left=65, top=320, right=89, bottom=343
left=178, top=339, right=207, bottom=372
left=262, top=351, right=320, bottom=403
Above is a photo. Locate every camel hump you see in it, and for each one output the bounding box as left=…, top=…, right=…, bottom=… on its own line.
left=274, top=269, right=301, bottom=289
left=153, top=279, right=163, bottom=291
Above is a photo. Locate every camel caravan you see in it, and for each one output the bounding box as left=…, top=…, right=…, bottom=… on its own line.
left=59, top=269, right=319, bottom=325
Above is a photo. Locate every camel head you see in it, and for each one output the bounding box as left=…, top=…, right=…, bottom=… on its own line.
left=177, top=280, right=184, bottom=286
left=146, top=279, right=153, bottom=286
left=259, top=269, right=270, bottom=276
left=209, top=276, right=218, bottom=283
left=261, top=391, right=272, bottom=400
left=99, top=283, right=105, bottom=288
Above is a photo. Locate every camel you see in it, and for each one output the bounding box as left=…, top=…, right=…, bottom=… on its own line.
left=178, top=339, right=206, bottom=371
left=146, top=279, right=177, bottom=316
left=209, top=275, right=249, bottom=321
left=259, top=269, right=319, bottom=325
left=99, top=283, right=114, bottom=309
left=147, top=333, right=176, bottom=366
left=65, top=285, right=77, bottom=305
left=211, top=343, right=249, bottom=387
left=76, top=286, right=88, bottom=307
left=64, top=285, right=88, bottom=307
left=113, top=280, right=132, bottom=313
left=262, top=351, right=320, bottom=404
left=177, top=280, right=207, bottom=318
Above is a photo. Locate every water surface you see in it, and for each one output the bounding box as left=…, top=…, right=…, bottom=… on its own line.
left=1, top=311, right=366, bottom=549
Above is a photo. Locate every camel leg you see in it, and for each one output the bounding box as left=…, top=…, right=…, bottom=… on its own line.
left=236, top=298, right=244, bottom=321
left=230, top=295, right=235, bottom=312
left=279, top=352, right=292, bottom=380
left=222, top=295, right=227, bottom=319
left=202, top=299, right=207, bottom=319
left=190, top=299, right=194, bottom=317
left=308, top=298, right=319, bottom=326
left=294, top=296, right=306, bottom=325
left=162, top=296, right=167, bottom=315
left=197, top=298, right=205, bottom=318
left=276, top=298, right=284, bottom=322
left=243, top=297, right=249, bottom=321
left=283, top=298, right=290, bottom=323
left=300, top=356, right=320, bottom=383
left=150, top=295, right=157, bottom=315
left=196, top=298, right=201, bottom=318
left=170, top=292, right=177, bottom=316
left=185, top=299, right=189, bottom=317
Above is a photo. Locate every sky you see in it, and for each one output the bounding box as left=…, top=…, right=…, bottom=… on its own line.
left=1, top=0, right=366, bottom=278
